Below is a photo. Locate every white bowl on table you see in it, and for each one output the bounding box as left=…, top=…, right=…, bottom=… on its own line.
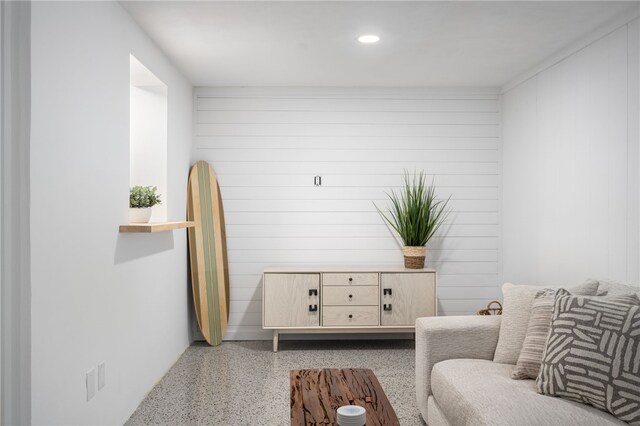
left=336, top=405, right=366, bottom=426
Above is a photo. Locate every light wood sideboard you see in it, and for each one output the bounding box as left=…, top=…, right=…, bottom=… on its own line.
left=263, top=267, right=437, bottom=351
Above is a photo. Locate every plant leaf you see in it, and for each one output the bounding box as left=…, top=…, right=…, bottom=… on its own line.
left=374, top=171, right=451, bottom=247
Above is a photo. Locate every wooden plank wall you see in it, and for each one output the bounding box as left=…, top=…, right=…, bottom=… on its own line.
left=193, top=88, right=501, bottom=340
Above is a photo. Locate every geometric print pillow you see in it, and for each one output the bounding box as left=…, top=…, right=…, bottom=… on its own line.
left=536, top=292, right=640, bottom=425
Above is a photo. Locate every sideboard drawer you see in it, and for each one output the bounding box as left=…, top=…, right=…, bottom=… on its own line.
left=323, top=286, right=379, bottom=306
left=322, top=273, right=378, bottom=287
left=323, top=306, right=379, bottom=326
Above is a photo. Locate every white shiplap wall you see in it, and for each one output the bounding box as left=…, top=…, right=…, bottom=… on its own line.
left=502, top=23, right=640, bottom=287
left=193, top=88, right=501, bottom=340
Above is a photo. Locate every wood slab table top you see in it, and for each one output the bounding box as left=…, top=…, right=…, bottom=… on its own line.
left=290, top=368, right=400, bottom=426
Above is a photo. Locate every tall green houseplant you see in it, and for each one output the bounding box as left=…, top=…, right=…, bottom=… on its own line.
left=375, top=171, right=450, bottom=269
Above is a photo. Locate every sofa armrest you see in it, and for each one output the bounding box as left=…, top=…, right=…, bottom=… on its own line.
left=415, top=315, right=501, bottom=422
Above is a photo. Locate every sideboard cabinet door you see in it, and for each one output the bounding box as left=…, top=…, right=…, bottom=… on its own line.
left=264, top=273, right=320, bottom=327
left=380, top=273, right=436, bottom=326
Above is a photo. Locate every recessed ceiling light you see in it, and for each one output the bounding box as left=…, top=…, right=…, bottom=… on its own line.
left=357, top=34, right=380, bottom=44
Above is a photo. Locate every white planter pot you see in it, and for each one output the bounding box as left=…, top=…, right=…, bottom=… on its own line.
left=129, top=207, right=152, bottom=223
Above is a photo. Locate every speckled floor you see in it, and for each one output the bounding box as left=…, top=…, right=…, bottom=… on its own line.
left=125, top=339, right=425, bottom=426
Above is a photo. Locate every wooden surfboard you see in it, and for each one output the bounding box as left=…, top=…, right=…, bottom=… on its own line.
left=187, top=160, right=230, bottom=346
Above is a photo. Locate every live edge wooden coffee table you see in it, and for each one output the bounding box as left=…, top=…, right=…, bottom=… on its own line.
left=290, top=368, right=400, bottom=426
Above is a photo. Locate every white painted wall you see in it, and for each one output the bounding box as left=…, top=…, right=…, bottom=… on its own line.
left=30, top=2, right=192, bottom=424
left=1, top=1, right=31, bottom=424
left=193, top=87, right=502, bottom=340
left=502, top=22, right=640, bottom=287
left=130, top=84, right=168, bottom=221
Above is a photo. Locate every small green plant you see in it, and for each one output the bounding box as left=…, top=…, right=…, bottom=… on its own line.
left=129, top=186, right=162, bottom=208
left=374, top=171, right=451, bottom=247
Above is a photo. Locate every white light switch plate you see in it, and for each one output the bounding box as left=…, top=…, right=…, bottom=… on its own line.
left=86, top=368, right=96, bottom=401
left=98, top=363, right=105, bottom=390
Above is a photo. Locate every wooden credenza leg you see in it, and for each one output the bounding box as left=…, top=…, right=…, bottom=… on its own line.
left=273, top=330, right=279, bottom=352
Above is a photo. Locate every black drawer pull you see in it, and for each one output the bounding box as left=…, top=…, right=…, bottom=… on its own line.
left=383, top=304, right=392, bottom=311
left=348, top=294, right=353, bottom=299
left=383, top=288, right=392, bottom=296
left=309, top=289, right=318, bottom=296
left=309, top=305, right=318, bottom=312
left=348, top=277, right=353, bottom=282
left=348, top=314, right=353, bottom=319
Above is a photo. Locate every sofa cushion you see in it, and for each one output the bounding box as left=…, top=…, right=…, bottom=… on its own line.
left=494, top=281, right=600, bottom=364
left=537, top=293, right=640, bottom=425
left=427, top=395, right=451, bottom=426
left=431, top=359, right=625, bottom=426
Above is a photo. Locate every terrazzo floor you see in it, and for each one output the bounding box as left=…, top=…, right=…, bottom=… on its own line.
left=125, top=339, right=425, bottom=426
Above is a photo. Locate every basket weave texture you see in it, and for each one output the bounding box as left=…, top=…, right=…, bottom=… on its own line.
left=403, top=246, right=426, bottom=269
left=404, top=255, right=425, bottom=269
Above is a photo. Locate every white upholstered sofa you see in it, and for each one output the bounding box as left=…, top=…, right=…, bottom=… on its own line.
left=415, top=315, right=628, bottom=426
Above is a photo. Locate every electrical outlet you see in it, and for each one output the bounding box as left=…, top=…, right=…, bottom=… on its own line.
left=98, top=362, right=105, bottom=391
left=86, top=368, right=96, bottom=401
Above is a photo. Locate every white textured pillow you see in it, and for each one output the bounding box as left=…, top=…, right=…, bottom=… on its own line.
left=493, top=281, right=600, bottom=364
left=589, top=278, right=639, bottom=297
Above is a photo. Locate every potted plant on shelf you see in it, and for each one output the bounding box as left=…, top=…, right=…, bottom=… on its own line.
left=129, top=185, right=162, bottom=223
left=375, top=171, right=451, bottom=269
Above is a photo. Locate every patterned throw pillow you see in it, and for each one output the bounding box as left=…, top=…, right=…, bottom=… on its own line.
left=537, top=293, right=640, bottom=425
left=511, top=288, right=570, bottom=380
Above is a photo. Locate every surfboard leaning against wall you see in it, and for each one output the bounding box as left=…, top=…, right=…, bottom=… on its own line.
left=187, top=160, right=230, bottom=346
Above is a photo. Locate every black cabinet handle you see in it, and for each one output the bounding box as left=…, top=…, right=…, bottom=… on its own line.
left=383, top=288, right=392, bottom=296
left=383, top=304, right=392, bottom=311
left=309, top=289, right=318, bottom=296
left=348, top=277, right=353, bottom=282
left=309, top=305, right=318, bottom=312
left=348, top=314, right=353, bottom=319
left=348, top=294, right=353, bottom=299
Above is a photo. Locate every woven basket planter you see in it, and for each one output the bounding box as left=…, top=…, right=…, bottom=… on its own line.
left=403, top=246, right=426, bottom=269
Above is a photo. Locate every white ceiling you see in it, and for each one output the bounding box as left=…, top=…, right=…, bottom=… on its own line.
left=122, top=1, right=638, bottom=87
